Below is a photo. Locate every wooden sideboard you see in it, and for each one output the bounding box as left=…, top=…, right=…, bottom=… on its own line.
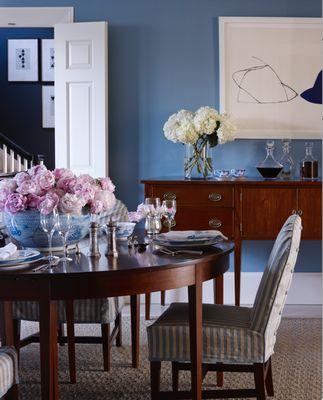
left=142, top=177, right=322, bottom=309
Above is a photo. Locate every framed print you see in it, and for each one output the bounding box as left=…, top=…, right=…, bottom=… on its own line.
left=219, top=17, right=322, bottom=138
left=41, top=39, right=55, bottom=82
left=8, top=39, right=38, bottom=82
left=42, top=85, right=55, bottom=128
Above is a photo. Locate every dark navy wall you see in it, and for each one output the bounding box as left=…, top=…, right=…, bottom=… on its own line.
left=0, top=0, right=321, bottom=272
left=0, top=28, right=54, bottom=168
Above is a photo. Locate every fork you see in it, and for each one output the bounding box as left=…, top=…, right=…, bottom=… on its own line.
left=158, top=247, right=203, bottom=256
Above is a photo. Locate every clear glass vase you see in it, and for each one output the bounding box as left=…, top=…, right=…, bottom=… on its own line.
left=184, top=140, right=214, bottom=179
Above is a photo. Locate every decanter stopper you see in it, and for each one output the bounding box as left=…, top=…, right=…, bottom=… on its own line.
left=88, top=222, right=101, bottom=257
left=106, top=219, right=118, bottom=258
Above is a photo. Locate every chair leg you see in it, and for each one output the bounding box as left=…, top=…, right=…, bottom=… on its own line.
left=12, top=320, right=20, bottom=363
left=151, top=361, right=161, bottom=400
left=160, top=291, right=166, bottom=306
left=254, top=363, right=266, bottom=400
left=66, top=300, right=76, bottom=384
left=172, top=361, right=179, bottom=392
left=115, top=311, right=122, bottom=347
left=57, top=323, right=65, bottom=346
left=101, top=323, right=111, bottom=372
left=145, top=293, right=151, bottom=320
left=265, top=358, right=274, bottom=396
left=4, top=384, right=18, bottom=400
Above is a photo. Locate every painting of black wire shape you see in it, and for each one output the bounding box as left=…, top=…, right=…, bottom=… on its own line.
left=232, top=57, right=298, bottom=104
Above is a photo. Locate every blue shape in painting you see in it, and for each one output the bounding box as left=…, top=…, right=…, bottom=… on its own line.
left=300, top=71, right=322, bottom=104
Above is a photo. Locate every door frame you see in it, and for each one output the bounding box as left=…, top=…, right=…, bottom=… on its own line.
left=0, top=7, right=73, bottom=27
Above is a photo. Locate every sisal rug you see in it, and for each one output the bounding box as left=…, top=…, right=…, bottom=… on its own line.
left=18, top=317, right=322, bottom=399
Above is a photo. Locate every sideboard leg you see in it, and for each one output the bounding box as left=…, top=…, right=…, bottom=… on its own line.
left=234, top=240, right=242, bottom=306
left=145, top=293, right=151, bottom=320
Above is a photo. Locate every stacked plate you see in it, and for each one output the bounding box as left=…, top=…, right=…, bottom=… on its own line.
left=0, top=249, right=43, bottom=270
left=153, top=230, right=227, bottom=248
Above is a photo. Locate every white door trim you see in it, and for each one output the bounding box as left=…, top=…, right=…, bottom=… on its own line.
left=0, top=7, right=73, bottom=27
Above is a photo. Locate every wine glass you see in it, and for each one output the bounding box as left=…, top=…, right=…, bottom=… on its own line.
left=56, top=213, right=73, bottom=262
left=144, top=198, right=161, bottom=216
left=40, top=209, right=59, bottom=264
left=162, top=200, right=177, bottom=232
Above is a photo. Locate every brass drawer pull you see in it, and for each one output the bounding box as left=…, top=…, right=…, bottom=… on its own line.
left=209, top=193, right=222, bottom=202
left=209, top=218, right=222, bottom=229
left=298, top=209, right=303, bottom=216
left=163, top=219, right=176, bottom=228
left=163, top=192, right=176, bottom=200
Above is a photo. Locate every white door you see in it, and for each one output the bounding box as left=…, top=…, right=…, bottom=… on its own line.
left=54, top=21, right=108, bottom=177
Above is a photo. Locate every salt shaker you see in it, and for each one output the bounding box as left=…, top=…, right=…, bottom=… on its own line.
left=88, top=222, right=101, bottom=257
left=105, top=219, right=118, bottom=258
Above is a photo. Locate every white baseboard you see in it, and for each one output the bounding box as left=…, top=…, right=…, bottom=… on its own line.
left=145, top=272, right=322, bottom=306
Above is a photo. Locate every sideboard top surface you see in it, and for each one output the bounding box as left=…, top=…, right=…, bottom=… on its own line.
left=141, top=177, right=322, bottom=187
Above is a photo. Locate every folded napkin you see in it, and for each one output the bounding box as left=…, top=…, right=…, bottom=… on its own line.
left=160, top=230, right=228, bottom=241
left=0, top=243, right=17, bottom=260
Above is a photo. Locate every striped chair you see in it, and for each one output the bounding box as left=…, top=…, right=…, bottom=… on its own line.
left=0, top=347, right=18, bottom=399
left=147, top=214, right=302, bottom=399
left=13, top=199, right=130, bottom=384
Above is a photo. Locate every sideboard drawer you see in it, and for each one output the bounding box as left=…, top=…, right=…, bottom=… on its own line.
left=170, top=206, right=234, bottom=238
left=150, top=185, right=234, bottom=207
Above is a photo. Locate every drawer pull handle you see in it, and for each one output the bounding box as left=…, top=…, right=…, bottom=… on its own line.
left=298, top=209, right=303, bottom=216
left=209, top=193, right=222, bottom=202
left=209, top=218, right=222, bottom=229
left=163, top=192, right=176, bottom=200
left=163, top=219, right=176, bottom=228
left=292, top=209, right=297, bottom=215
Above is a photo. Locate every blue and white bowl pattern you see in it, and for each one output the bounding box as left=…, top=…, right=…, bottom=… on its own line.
left=115, top=222, right=136, bottom=240
left=4, top=210, right=90, bottom=251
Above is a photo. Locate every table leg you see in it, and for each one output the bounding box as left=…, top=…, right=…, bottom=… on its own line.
left=145, top=293, right=151, bottom=320
left=39, top=298, right=58, bottom=400
left=130, top=294, right=140, bottom=368
left=234, top=239, right=242, bottom=306
left=213, top=276, right=224, bottom=387
left=0, top=301, right=14, bottom=346
left=188, top=265, right=203, bottom=400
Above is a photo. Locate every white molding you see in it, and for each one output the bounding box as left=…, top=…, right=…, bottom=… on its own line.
left=0, top=7, right=74, bottom=27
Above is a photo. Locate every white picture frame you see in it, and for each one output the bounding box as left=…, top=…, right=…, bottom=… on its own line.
left=41, top=39, right=54, bottom=82
left=8, top=39, right=38, bottom=82
left=42, top=85, right=55, bottom=128
left=219, top=17, right=323, bottom=139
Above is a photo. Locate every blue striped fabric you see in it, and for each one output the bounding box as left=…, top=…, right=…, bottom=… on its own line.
left=0, top=346, right=18, bottom=398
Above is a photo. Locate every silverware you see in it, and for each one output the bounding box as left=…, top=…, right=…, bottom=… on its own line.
left=32, top=263, right=51, bottom=272
left=158, top=247, right=203, bottom=256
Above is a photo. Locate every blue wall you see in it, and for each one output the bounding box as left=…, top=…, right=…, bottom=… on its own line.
left=0, top=0, right=321, bottom=272
left=0, top=28, right=55, bottom=168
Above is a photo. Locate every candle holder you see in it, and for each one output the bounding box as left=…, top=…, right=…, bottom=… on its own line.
left=87, top=222, right=101, bottom=257
left=105, top=219, right=118, bottom=258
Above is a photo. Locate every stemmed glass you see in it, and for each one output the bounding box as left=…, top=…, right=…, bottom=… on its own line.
left=40, top=209, right=59, bottom=264
left=144, top=198, right=161, bottom=237
left=162, top=200, right=177, bottom=232
left=56, top=213, right=73, bottom=262
left=144, top=198, right=161, bottom=216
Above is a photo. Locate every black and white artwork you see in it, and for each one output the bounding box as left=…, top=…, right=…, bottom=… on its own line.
left=42, top=86, right=55, bottom=128
left=8, top=39, right=38, bottom=82
left=41, top=39, right=55, bottom=82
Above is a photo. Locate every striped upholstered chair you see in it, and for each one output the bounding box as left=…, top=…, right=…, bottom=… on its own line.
left=12, top=200, right=130, bottom=384
left=0, top=347, right=18, bottom=399
left=147, top=214, right=302, bottom=399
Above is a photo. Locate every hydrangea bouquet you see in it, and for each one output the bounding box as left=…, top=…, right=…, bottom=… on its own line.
left=163, top=106, right=237, bottom=178
left=0, top=165, right=116, bottom=216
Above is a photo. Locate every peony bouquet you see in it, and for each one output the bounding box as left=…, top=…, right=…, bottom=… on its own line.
left=0, top=165, right=116, bottom=215
left=163, top=106, right=237, bottom=178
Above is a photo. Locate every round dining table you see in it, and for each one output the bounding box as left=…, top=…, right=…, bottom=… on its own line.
left=0, top=238, right=234, bottom=400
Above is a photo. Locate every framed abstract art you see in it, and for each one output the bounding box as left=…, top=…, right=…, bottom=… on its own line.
left=8, top=39, right=38, bottom=82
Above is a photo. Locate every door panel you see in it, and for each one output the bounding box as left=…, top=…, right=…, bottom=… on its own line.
left=55, top=21, right=108, bottom=176
left=298, top=188, right=322, bottom=239
left=241, top=188, right=297, bottom=239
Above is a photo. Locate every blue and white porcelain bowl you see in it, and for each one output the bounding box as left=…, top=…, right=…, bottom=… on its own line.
left=4, top=210, right=91, bottom=251
left=115, top=222, right=136, bottom=240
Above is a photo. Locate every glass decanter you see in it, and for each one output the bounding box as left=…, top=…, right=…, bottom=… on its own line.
left=279, top=139, right=294, bottom=179
left=300, top=142, right=318, bottom=179
left=257, top=141, right=283, bottom=179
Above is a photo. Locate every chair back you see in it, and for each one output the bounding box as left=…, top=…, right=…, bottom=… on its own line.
left=250, top=214, right=302, bottom=359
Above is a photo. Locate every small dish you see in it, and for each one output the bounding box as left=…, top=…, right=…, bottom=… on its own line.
left=231, top=168, right=246, bottom=178
left=115, top=222, right=136, bottom=240
left=214, top=169, right=231, bottom=179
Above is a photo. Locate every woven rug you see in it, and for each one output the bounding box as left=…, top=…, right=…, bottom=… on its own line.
left=18, top=317, right=321, bottom=399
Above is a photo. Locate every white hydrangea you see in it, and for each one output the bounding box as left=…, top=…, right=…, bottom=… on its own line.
left=217, top=113, right=237, bottom=144
left=193, top=106, right=220, bottom=135
left=163, top=109, right=199, bottom=144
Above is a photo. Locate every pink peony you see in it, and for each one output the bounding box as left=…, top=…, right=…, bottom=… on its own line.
left=28, top=164, right=47, bottom=177
left=93, top=190, right=116, bottom=211
left=0, top=179, right=17, bottom=192
left=53, top=168, right=75, bottom=180
left=73, top=182, right=95, bottom=202
left=77, top=174, right=95, bottom=185
left=99, top=177, right=115, bottom=192
left=38, top=192, right=60, bottom=215
left=59, top=193, right=84, bottom=214
left=57, top=177, right=77, bottom=193
left=5, top=193, right=27, bottom=214
left=35, top=170, right=55, bottom=191
left=0, top=187, right=11, bottom=211
left=16, top=180, right=37, bottom=195
left=90, top=200, right=104, bottom=214
left=26, top=194, right=42, bottom=209
left=14, top=172, right=30, bottom=186
left=128, top=211, right=143, bottom=223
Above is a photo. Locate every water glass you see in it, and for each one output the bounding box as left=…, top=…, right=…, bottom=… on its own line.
left=56, top=213, right=73, bottom=262
left=144, top=198, right=161, bottom=216
left=162, top=200, right=177, bottom=232
left=40, top=209, right=59, bottom=263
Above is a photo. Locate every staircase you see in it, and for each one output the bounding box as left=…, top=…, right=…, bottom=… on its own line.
left=0, top=132, right=44, bottom=178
